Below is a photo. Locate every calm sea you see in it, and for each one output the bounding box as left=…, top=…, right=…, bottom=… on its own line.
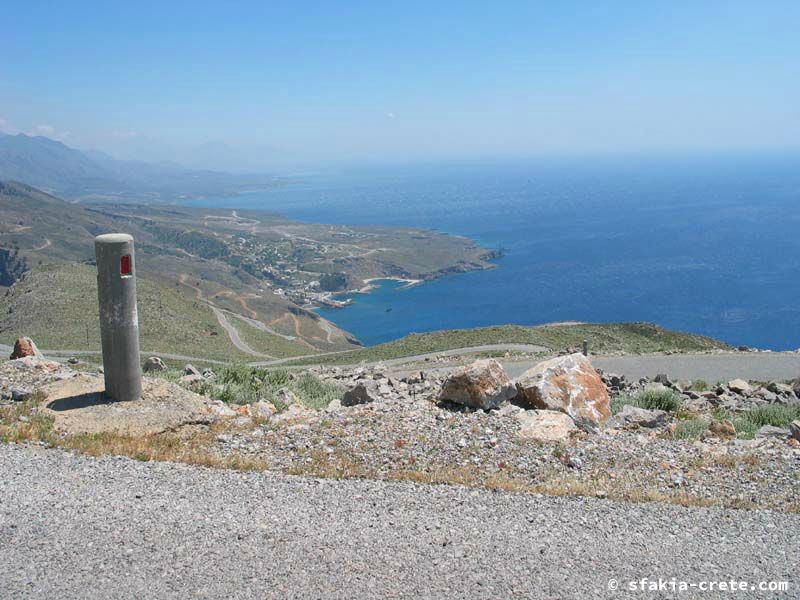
left=186, top=153, right=800, bottom=350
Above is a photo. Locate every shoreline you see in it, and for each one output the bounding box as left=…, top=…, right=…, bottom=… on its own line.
left=356, top=277, right=423, bottom=294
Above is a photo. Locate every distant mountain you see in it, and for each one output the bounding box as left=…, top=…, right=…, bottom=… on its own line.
left=0, top=134, right=113, bottom=191
left=0, top=133, right=281, bottom=202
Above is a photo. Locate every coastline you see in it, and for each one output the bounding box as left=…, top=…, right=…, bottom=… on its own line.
left=355, top=277, right=423, bottom=294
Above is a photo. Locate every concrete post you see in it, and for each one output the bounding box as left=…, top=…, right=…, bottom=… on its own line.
left=95, top=233, right=142, bottom=401
left=582, top=339, right=589, bottom=356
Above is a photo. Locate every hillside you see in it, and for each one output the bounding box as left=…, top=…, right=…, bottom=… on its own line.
left=0, top=263, right=317, bottom=361
left=286, top=322, right=732, bottom=366
left=0, top=133, right=279, bottom=202
left=0, top=182, right=499, bottom=357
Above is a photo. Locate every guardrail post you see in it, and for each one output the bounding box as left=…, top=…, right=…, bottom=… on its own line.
left=95, top=233, right=142, bottom=401
left=582, top=339, right=589, bottom=356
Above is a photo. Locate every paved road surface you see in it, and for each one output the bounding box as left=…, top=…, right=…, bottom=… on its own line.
left=500, top=353, right=800, bottom=382
left=1, top=444, right=796, bottom=599
left=210, top=306, right=271, bottom=358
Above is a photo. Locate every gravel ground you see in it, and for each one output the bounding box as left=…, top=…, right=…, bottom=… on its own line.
left=1, top=443, right=798, bottom=600
left=218, top=395, right=800, bottom=511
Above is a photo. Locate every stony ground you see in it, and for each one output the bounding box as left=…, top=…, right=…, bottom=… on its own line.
left=1, top=443, right=798, bottom=599
left=2, top=354, right=799, bottom=512
left=217, top=389, right=800, bottom=511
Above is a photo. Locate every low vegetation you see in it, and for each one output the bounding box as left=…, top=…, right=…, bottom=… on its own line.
left=611, top=388, right=683, bottom=415
left=0, top=263, right=316, bottom=361
left=163, top=365, right=343, bottom=410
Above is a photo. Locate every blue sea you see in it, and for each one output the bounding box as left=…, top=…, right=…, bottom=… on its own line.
left=186, top=153, right=800, bottom=350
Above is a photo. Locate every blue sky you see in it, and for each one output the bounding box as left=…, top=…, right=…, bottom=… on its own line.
left=1, top=1, right=798, bottom=170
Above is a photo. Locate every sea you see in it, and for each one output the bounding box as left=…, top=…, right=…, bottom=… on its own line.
left=185, top=153, right=800, bottom=350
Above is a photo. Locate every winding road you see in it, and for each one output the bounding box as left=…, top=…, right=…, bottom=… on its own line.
left=3, top=337, right=799, bottom=382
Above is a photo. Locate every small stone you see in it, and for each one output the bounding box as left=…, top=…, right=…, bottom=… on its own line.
left=756, top=425, right=789, bottom=440
left=342, top=382, right=379, bottom=407
left=727, top=379, right=752, bottom=395
left=607, top=405, right=669, bottom=429
left=516, top=410, right=577, bottom=442
left=653, top=373, right=671, bottom=387
left=9, top=386, right=34, bottom=402
left=788, top=420, right=800, bottom=442
left=274, top=387, right=299, bottom=407
left=183, top=364, right=201, bottom=376
left=142, top=357, right=168, bottom=373
left=250, top=400, right=276, bottom=419
left=708, top=419, right=737, bottom=439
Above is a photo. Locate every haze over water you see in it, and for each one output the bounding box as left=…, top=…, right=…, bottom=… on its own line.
left=189, top=154, right=800, bottom=350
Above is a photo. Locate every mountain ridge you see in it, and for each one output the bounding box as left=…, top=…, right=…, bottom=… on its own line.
left=0, top=133, right=280, bottom=202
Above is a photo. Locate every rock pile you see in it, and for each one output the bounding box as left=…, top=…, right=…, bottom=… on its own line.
left=599, top=370, right=799, bottom=412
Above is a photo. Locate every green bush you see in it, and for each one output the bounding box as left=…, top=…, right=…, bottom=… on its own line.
left=174, top=364, right=343, bottom=411
left=737, top=404, right=800, bottom=429
left=671, top=417, right=710, bottom=440
left=294, top=374, right=343, bottom=410
left=612, top=388, right=683, bottom=415
left=689, top=379, right=709, bottom=392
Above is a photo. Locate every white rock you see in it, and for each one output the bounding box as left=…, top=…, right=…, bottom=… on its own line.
left=516, top=410, right=577, bottom=442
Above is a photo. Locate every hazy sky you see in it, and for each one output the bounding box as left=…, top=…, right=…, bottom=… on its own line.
left=2, top=1, right=798, bottom=171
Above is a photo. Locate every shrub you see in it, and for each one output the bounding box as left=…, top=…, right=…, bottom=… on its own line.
left=613, top=388, right=682, bottom=415
left=635, top=388, right=682, bottom=412
left=177, top=365, right=343, bottom=411
left=671, top=417, right=710, bottom=440
left=294, top=374, right=343, bottom=410
left=737, top=404, right=800, bottom=429
left=689, top=379, right=709, bottom=392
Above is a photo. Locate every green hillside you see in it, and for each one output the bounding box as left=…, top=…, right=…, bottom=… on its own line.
left=286, top=322, right=732, bottom=366
left=0, top=263, right=316, bottom=361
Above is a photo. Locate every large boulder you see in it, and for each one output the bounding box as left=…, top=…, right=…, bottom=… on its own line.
left=514, top=353, right=611, bottom=426
left=516, top=410, right=577, bottom=442
left=10, top=337, right=43, bottom=360
left=438, top=359, right=517, bottom=410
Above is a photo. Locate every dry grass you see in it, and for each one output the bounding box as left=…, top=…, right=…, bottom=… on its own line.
left=1, top=398, right=269, bottom=472
left=283, top=449, right=741, bottom=511
left=0, top=397, right=785, bottom=513
left=691, top=453, right=762, bottom=470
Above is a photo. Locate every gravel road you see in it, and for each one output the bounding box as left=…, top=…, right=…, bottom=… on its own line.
left=1, top=444, right=797, bottom=599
